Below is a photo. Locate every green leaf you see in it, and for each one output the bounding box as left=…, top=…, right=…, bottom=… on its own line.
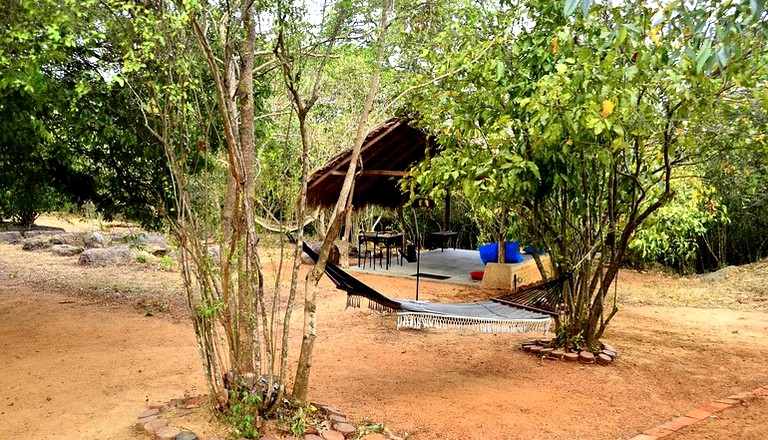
left=695, top=47, right=712, bottom=74
left=555, top=63, right=568, bottom=74
left=716, top=48, right=729, bottom=68
left=750, top=0, right=765, bottom=20
left=564, top=0, right=580, bottom=16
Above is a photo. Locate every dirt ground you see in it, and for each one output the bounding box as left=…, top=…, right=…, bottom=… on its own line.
left=1, top=218, right=767, bottom=440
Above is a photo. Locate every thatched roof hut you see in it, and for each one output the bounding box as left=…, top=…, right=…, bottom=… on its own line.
left=307, top=118, right=433, bottom=209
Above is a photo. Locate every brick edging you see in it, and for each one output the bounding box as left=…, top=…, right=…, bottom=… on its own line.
left=627, top=384, right=768, bottom=439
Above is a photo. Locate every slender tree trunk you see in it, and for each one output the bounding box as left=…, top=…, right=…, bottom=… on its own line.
left=292, top=0, right=391, bottom=405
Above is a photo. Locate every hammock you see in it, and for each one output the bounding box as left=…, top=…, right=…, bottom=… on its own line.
left=301, top=241, right=566, bottom=334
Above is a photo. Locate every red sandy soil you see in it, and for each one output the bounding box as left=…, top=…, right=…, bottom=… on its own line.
left=1, top=238, right=767, bottom=440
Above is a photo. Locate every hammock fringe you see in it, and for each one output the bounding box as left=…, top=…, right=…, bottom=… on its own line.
left=396, top=312, right=551, bottom=334
left=347, top=294, right=398, bottom=314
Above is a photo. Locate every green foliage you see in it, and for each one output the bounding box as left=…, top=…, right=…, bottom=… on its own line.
left=157, top=255, right=176, bottom=271
left=398, top=0, right=768, bottom=347
left=0, top=0, right=176, bottom=229
left=290, top=406, right=309, bottom=437
left=629, top=179, right=726, bottom=273
left=228, top=385, right=262, bottom=439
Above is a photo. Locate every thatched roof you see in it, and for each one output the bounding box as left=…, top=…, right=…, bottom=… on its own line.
left=307, top=118, right=432, bottom=208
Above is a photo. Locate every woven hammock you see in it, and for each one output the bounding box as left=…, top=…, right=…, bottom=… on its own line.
left=301, top=241, right=564, bottom=334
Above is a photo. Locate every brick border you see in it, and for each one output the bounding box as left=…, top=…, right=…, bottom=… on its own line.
left=627, top=384, right=768, bottom=439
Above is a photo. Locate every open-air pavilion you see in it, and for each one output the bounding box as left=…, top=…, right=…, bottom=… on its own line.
left=306, top=117, right=546, bottom=288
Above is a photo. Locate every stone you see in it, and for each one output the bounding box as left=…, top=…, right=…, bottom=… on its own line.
left=0, top=231, right=23, bottom=244
left=658, top=416, right=700, bottom=432
left=322, top=406, right=345, bottom=418
left=149, top=403, right=168, bottom=410
left=715, top=398, right=739, bottom=404
left=699, top=402, right=732, bottom=412
left=540, top=348, right=554, bottom=357
left=139, top=408, right=161, bottom=419
left=329, top=414, right=347, bottom=424
left=174, top=431, right=199, bottom=440
left=22, top=237, right=52, bottom=251
left=522, top=344, right=533, bottom=352
left=333, top=422, right=356, bottom=439
left=23, top=229, right=62, bottom=238
left=551, top=350, right=565, bottom=359
left=305, top=435, right=324, bottom=440
left=578, top=351, right=595, bottom=364
left=79, top=246, right=137, bottom=266
left=302, top=242, right=341, bottom=265
left=135, top=415, right=159, bottom=431
left=563, top=352, right=579, bottom=362
left=529, top=345, right=543, bottom=355
left=142, top=417, right=168, bottom=434
left=596, top=354, right=613, bottom=365
left=601, top=343, right=616, bottom=352
left=51, top=244, right=84, bottom=257
left=321, top=430, right=345, bottom=440
left=155, top=426, right=181, bottom=440
left=684, top=408, right=711, bottom=420
left=148, top=244, right=172, bottom=257
left=641, top=426, right=674, bottom=437
left=86, top=232, right=110, bottom=248
left=260, top=436, right=279, bottom=440
left=601, top=349, right=617, bottom=359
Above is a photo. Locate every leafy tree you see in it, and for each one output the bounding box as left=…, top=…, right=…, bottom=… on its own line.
left=0, top=0, right=174, bottom=228
left=402, top=0, right=767, bottom=348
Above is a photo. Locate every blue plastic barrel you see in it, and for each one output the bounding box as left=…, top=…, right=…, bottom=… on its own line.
left=478, top=241, right=524, bottom=264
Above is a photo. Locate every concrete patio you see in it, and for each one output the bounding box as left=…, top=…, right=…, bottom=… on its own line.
left=347, top=248, right=489, bottom=286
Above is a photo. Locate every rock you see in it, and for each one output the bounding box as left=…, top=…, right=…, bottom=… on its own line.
left=260, top=436, right=279, bottom=440
left=149, top=402, right=168, bottom=410
left=135, top=415, right=159, bottom=431
left=563, top=352, right=579, bottom=362
left=22, top=237, right=52, bottom=251
left=301, top=242, right=340, bottom=265
left=174, top=433, right=199, bottom=440
left=148, top=244, right=172, bottom=257
left=79, top=246, right=137, bottom=266
left=596, top=353, right=613, bottom=365
left=321, top=406, right=345, bottom=418
left=142, top=417, right=168, bottom=434
left=529, top=345, right=543, bottom=355
left=321, top=430, right=345, bottom=440
left=0, top=231, right=23, bottom=244
left=155, top=426, right=181, bottom=440
left=540, top=348, right=554, bottom=357
left=305, top=435, right=324, bottom=440
left=139, top=408, right=161, bottom=419
left=551, top=350, right=565, bottom=359
left=329, top=414, right=347, bottom=424
left=601, top=348, right=617, bottom=359
left=333, top=423, right=356, bottom=439
left=601, top=343, right=616, bottom=352
left=50, top=244, right=84, bottom=257
left=86, top=232, right=110, bottom=248
left=699, top=265, right=738, bottom=282
left=23, top=229, right=62, bottom=238
left=578, top=351, right=596, bottom=364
